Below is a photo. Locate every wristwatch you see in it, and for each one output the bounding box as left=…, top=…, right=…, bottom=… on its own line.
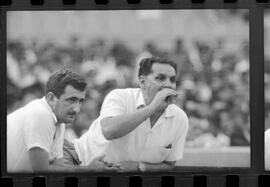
left=138, top=162, right=146, bottom=172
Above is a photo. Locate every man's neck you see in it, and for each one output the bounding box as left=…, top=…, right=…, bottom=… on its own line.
left=141, top=89, right=151, bottom=105
left=150, top=110, right=164, bottom=128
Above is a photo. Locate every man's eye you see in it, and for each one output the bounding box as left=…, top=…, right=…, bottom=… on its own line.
left=156, top=76, right=166, bottom=81
left=170, top=78, right=176, bottom=83
left=67, top=98, right=77, bottom=103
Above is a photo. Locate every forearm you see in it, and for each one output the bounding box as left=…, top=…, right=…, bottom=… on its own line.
left=101, top=105, right=155, bottom=140
left=47, top=164, right=86, bottom=173
left=43, top=158, right=87, bottom=173
left=29, top=149, right=98, bottom=173
left=142, top=161, right=175, bottom=172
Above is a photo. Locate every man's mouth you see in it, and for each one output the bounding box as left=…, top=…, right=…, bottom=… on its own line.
left=68, top=113, right=76, bottom=117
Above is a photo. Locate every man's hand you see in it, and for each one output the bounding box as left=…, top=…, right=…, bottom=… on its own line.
left=149, top=88, right=179, bottom=112
left=88, top=155, right=121, bottom=172
left=50, top=158, right=65, bottom=166
left=117, top=161, right=139, bottom=172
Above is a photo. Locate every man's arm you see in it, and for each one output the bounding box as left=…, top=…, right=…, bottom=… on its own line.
left=29, top=147, right=120, bottom=172
left=143, top=161, right=176, bottom=172
left=117, top=160, right=176, bottom=172
left=101, top=105, right=155, bottom=140
left=50, top=158, right=65, bottom=166
left=101, top=88, right=178, bottom=140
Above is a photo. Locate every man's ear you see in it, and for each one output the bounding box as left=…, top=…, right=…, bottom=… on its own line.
left=45, top=92, right=57, bottom=108
left=138, top=75, right=146, bottom=88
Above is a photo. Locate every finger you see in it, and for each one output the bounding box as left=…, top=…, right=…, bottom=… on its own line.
left=164, top=91, right=178, bottom=99
left=167, top=90, right=180, bottom=99
left=161, top=87, right=177, bottom=93
left=100, top=160, right=108, bottom=164
left=94, top=155, right=105, bottom=161
left=111, top=162, right=124, bottom=169
left=105, top=166, right=120, bottom=172
left=116, top=168, right=125, bottom=172
left=169, top=90, right=179, bottom=96
left=112, top=163, right=122, bottom=167
left=104, top=162, right=113, bottom=167
left=114, top=165, right=124, bottom=170
left=113, top=165, right=124, bottom=170
left=174, top=91, right=182, bottom=97
left=165, top=95, right=177, bottom=103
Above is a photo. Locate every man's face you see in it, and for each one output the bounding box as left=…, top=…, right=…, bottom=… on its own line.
left=54, top=85, right=86, bottom=124
left=141, top=63, right=177, bottom=104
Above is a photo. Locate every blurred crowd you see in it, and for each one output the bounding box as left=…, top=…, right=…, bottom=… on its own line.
left=7, top=36, right=250, bottom=148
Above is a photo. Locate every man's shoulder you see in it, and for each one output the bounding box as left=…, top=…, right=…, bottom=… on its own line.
left=8, top=98, right=54, bottom=128
left=107, top=88, right=140, bottom=98
left=109, top=88, right=140, bottom=94
left=24, top=98, right=52, bottom=119
left=9, top=98, right=44, bottom=115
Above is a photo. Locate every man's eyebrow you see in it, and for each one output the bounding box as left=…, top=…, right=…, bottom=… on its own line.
left=156, top=73, right=166, bottom=76
left=65, top=96, right=84, bottom=100
left=156, top=73, right=176, bottom=78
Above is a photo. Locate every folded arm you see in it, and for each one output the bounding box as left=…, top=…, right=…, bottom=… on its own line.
left=29, top=147, right=120, bottom=173
left=117, top=160, right=176, bottom=172
left=143, top=161, right=176, bottom=172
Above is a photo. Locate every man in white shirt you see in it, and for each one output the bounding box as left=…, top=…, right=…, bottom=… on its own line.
left=73, top=57, right=189, bottom=172
left=265, top=128, right=270, bottom=170
left=7, top=69, right=118, bottom=173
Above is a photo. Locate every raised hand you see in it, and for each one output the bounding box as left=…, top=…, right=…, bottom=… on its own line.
left=149, top=88, right=179, bottom=112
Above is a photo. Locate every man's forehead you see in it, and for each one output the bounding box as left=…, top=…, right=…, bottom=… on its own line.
left=150, top=63, right=176, bottom=76
left=61, top=85, right=86, bottom=98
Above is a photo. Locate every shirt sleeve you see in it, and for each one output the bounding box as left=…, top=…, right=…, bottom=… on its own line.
left=99, top=89, right=127, bottom=120
left=165, top=112, right=189, bottom=162
left=24, top=111, right=56, bottom=154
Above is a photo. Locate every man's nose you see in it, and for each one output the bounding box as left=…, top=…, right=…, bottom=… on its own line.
left=72, top=102, right=81, bottom=113
left=163, top=79, right=174, bottom=89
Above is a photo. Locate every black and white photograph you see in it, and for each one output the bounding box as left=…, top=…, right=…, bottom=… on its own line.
left=6, top=10, right=250, bottom=173
left=265, top=10, right=270, bottom=171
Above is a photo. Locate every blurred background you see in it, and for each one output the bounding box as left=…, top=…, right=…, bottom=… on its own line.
left=7, top=10, right=250, bottom=167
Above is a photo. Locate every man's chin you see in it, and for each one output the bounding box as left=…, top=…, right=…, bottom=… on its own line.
left=63, top=117, right=75, bottom=124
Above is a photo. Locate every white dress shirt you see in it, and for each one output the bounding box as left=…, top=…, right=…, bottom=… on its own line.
left=74, top=88, right=189, bottom=165
left=7, top=97, right=65, bottom=173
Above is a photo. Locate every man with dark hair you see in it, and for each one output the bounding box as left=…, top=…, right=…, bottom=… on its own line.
left=7, top=69, right=118, bottom=173
left=138, top=57, right=177, bottom=77
left=72, top=57, right=189, bottom=172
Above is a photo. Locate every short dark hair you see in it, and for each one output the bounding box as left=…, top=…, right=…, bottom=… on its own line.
left=45, top=69, right=87, bottom=98
left=138, top=57, right=177, bottom=77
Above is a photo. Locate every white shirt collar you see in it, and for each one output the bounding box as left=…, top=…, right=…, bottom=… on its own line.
left=42, top=97, right=58, bottom=123
left=164, top=105, right=175, bottom=118
left=136, top=89, right=146, bottom=109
